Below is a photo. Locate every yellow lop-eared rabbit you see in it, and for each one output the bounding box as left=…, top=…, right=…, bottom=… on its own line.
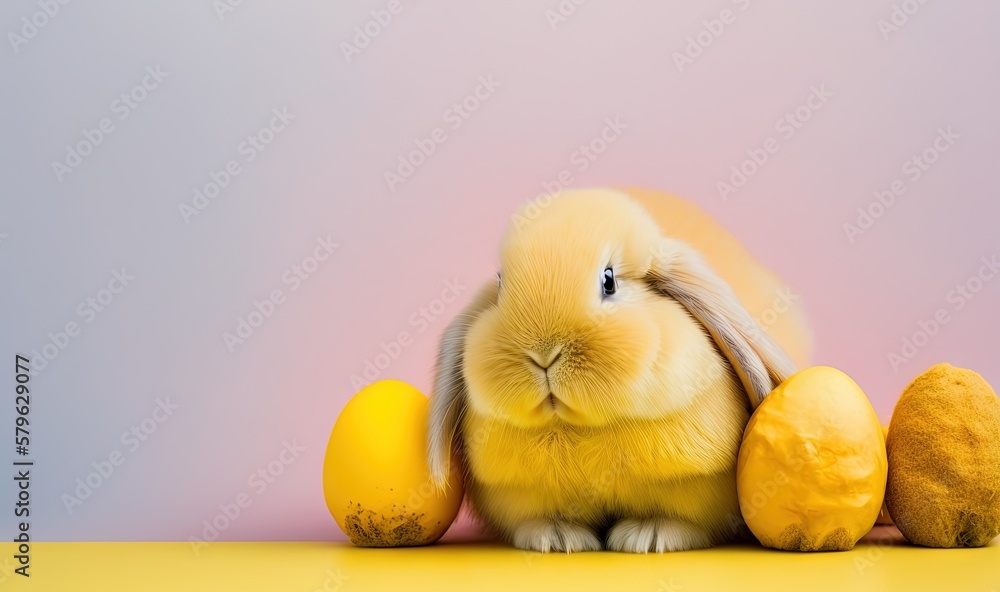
left=428, top=188, right=811, bottom=553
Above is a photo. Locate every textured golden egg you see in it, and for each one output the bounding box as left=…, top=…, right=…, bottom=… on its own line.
left=737, top=366, right=887, bottom=551
left=886, top=363, right=1000, bottom=548
left=323, top=380, right=463, bottom=547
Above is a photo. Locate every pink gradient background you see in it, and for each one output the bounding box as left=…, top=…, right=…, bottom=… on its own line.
left=1, top=1, right=997, bottom=541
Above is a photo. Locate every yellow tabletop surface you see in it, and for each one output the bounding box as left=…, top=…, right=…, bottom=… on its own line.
left=2, top=529, right=997, bottom=592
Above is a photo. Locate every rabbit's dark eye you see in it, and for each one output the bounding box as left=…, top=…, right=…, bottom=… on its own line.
left=497, top=272, right=502, bottom=295
left=602, top=267, right=616, bottom=296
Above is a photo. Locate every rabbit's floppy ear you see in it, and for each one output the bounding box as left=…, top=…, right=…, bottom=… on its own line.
left=647, top=238, right=797, bottom=409
left=428, top=280, right=498, bottom=488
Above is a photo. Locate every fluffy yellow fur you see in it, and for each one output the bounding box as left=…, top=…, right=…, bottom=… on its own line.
left=432, top=188, right=810, bottom=552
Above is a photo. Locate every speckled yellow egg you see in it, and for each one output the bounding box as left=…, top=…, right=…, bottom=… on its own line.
left=886, top=363, right=1000, bottom=547
left=737, top=366, right=887, bottom=551
left=323, top=379, right=463, bottom=547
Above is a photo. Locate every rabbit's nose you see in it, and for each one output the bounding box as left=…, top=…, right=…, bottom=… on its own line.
left=526, top=345, right=563, bottom=370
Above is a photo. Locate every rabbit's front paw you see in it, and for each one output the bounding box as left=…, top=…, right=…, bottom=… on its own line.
left=607, top=518, right=712, bottom=553
left=512, top=519, right=602, bottom=553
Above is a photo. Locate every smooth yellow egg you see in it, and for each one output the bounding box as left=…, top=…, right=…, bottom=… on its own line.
left=737, top=366, right=887, bottom=551
left=323, top=379, right=463, bottom=547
